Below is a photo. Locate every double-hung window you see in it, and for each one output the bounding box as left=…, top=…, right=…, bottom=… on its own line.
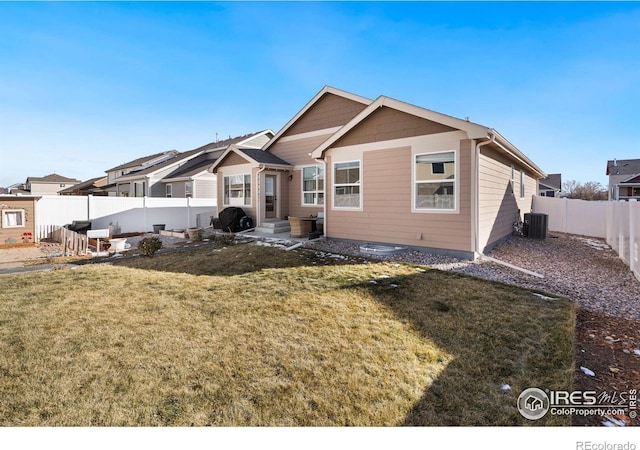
left=224, top=174, right=251, bottom=206
left=302, top=165, right=324, bottom=206
left=520, top=170, right=525, bottom=198
left=165, top=184, right=172, bottom=198
left=415, top=151, right=456, bottom=211
left=1, top=209, right=25, bottom=228
left=185, top=182, right=193, bottom=198
left=333, top=161, right=360, bottom=208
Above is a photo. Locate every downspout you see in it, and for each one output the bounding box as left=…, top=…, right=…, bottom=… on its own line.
left=473, top=133, right=544, bottom=278
left=473, top=133, right=497, bottom=259
left=315, top=157, right=327, bottom=237
left=256, top=166, right=267, bottom=226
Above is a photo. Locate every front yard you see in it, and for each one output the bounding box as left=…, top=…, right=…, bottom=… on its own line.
left=0, top=242, right=574, bottom=426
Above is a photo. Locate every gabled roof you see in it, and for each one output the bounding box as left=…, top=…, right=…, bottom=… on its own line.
left=115, top=148, right=204, bottom=181
left=607, top=159, right=640, bottom=176
left=26, top=173, right=81, bottom=183
left=620, top=174, right=640, bottom=184
left=190, top=130, right=274, bottom=153
left=58, top=176, right=108, bottom=195
left=539, top=173, right=562, bottom=190
left=210, top=145, right=292, bottom=173
left=263, top=86, right=372, bottom=152
left=310, top=93, right=545, bottom=178
left=107, top=150, right=179, bottom=172
left=161, top=131, right=274, bottom=182
left=162, top=151, right=224, bottom=181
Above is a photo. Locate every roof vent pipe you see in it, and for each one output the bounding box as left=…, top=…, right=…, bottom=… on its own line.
left=614, top=158, right=617, bottom=166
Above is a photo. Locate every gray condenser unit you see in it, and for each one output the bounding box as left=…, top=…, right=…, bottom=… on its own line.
left=523, top=213, right=548, bottom=239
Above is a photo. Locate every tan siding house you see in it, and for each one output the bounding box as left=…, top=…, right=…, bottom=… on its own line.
left=211, top=86, right=545, bottom=259
left=0, top=196, right=39, bottom=245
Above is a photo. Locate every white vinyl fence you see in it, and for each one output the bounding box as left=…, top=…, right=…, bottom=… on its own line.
left=36, top=195, right=217, bottom=239
left=532, top=196, right=640, bottom=280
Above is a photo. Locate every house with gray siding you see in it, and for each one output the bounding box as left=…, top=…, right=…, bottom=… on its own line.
left=607, top=158, right=640, bottom=201
left=161, top=130, right=274, bottom=198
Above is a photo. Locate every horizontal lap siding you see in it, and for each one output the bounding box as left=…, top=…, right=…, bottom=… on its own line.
left=287, top=169, right=322, bottom=218
left=0, top=198, right=36, bottom=243
left=332, top=107, right=456, bottom=148
left=215, top=164, right=256, bottom=221
left=268, top=134, right=332, bottom=166
left=327, top=143, right=472, bottom=252
left=269, top=134, right=332, bottom=218
left=478, top=146, right=534, bottom=251
left=195, top=178, right=216, bottom=198
left=283, top=93, right=368, bottom=137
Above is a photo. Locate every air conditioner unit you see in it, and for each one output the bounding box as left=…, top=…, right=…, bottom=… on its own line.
left=523, top=213, right=548, bottom=239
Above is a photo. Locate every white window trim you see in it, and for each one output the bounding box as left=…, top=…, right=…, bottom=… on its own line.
left=301, top=165, right=325, bottom=207
left=185, top=181, right=193, bottom=198
left=510, top=165, right=515, bottom=196
left=166, top=183, right=172, bottom=198
left=332, top=160, right=362, bottom=211
left=1, top=209, right=26, bottom=228
left=412, top=149, right=459, bottom=214
left=223, top=174, right=252, bottom=207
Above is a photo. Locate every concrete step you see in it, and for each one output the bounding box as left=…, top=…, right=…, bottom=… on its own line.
left=255, top=220, right=290, bottom=234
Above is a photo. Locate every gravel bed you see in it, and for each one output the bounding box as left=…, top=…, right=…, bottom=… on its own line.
left=121, top=233, right=191, bottom=250
left=304, top=233, right=640, bottom=321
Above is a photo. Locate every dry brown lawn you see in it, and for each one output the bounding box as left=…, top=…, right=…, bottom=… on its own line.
left=0, top=242, right=574, bottom=426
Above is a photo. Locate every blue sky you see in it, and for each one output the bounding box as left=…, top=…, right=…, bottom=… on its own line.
left=1, top=1, right=639, bottom=189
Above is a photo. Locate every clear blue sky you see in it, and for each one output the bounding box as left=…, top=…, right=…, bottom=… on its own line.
left=1, top=1, right=639, bottom=189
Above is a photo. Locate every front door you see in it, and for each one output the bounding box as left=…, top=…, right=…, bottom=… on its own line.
left=265, top=174, right=277, bottom=219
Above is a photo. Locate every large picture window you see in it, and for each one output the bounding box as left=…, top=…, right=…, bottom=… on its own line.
left=333, top=161, right=360, bottom=208
left=415, top=151, right=456, bottom=210
left=302, top=165, right=324, bottom=206
left=224, top=174, right=251, bottom=206
left=1, top=209, right=25, bottom=228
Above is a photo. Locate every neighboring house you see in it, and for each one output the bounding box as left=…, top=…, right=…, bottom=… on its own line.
left=211, top=86, right=545, bottom=259
left=0, top=195, right=40, bottom=245
left=606, top=158, right=640, bottom=201
left=59, top=176, right=109, bottom=196
left=161, top=130, right=274, bottom=198
left=538, top=173, right=562, bottom=197
left=104, top=150, right=180, bottom=196
left=108, top=149, right=204, bottom=197
left=25, top=174, right=81, bottom=195
left=6, top=182, right=28, bottom=194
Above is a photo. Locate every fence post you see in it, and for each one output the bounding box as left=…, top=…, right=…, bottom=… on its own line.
left=187, top=197, right=192, bottom=229
left=143, top=196, right=148, bottom=233
left=630, top=200, right=637, bottom=275
left=619, top=201, right=626, bottom=258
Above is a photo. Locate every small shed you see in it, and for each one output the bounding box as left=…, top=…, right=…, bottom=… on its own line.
left=0, top=195, right=40, bottom=245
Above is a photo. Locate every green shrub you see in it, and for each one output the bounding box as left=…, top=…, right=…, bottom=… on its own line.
left=138, top=236, right=163, bottom=257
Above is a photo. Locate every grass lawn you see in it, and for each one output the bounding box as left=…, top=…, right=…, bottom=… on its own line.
left=0, top=240, right=574, bottom=426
